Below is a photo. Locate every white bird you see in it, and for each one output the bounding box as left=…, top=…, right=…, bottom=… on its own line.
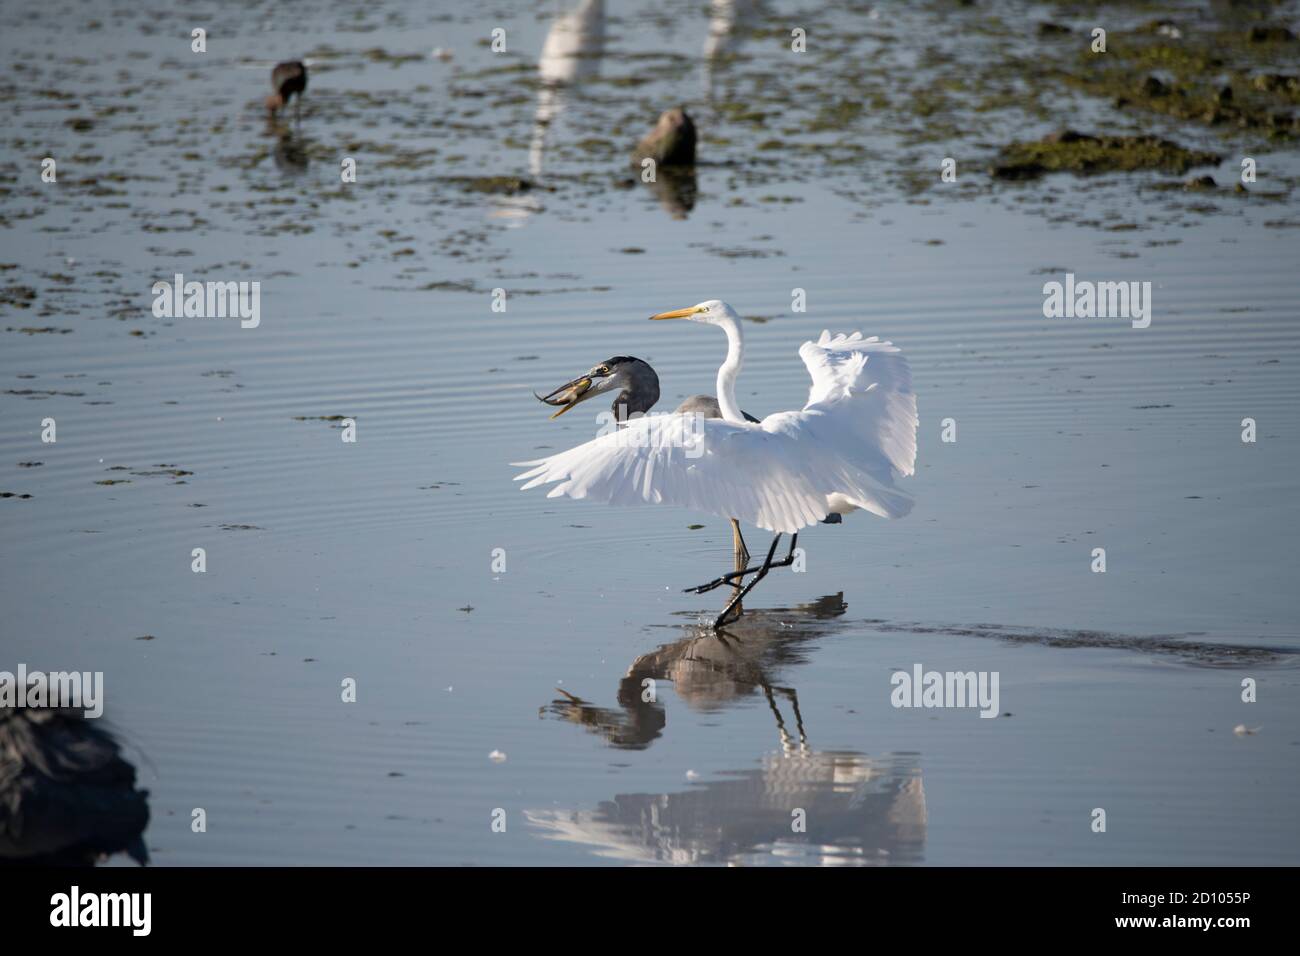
left=514, top=299, right=918, bottom=627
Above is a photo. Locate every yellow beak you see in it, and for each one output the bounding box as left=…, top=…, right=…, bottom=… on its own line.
left=649, top=306, right=701, bottom=320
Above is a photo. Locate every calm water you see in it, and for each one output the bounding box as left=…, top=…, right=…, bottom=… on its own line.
left=2, top=0, right=1298, bottom=865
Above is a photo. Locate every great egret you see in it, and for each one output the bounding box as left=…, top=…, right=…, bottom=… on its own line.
left=515, top=299, right=918, bottom=628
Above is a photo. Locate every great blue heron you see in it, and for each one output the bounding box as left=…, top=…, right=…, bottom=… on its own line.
left=266, top=60, right=308, bottom=120
left=517, top=300, right=918, bottom=628
left=536, top=354, right=763, bottom=605
left=0, top=708, right=149, bottom=865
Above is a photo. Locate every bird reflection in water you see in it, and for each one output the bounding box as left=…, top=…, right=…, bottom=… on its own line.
left=703, top=0, right=767, bottom=100
left=529, top=1, right=698, bottom=219
left=487, top=0, right=608, bottom=228
left=272, top=128, right=310, bottom=174
left=530, top=0, right=605, bottom=177
left=533, top=595, right=926, bottom=864
left=542, top=593, right=848, bottom=749
left=640, top=160, right=697, bottom=220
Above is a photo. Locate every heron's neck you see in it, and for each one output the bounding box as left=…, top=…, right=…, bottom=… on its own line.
left=714, top=316, right=745, bottom=424
left=613, top=365, right=659, bottom=423
left=614, top=387, right=656, bottom=422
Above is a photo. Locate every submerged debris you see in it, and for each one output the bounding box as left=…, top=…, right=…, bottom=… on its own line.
left=444, top=176, right=538, bottom=195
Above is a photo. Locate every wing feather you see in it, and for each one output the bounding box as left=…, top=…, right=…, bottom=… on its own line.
left=514, top=333, right=917, bottom=533
left=799, top=331, right=917, bottom=478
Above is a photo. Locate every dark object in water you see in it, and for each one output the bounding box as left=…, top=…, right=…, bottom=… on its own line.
left=990, top=130, right=1221, bottom=179
left=274, top=129, right=310, bottom=174
left=0, top=708, right=149, bottom=865
left=632, top=107, right=696, bottom=167
left=267, top=60, right=308, bottom=116
left=645, top=167, right=698, bottom=219
left=1141, top=75, right=1169, bottom=97
left=1246, top=25, right=1295, bottom=44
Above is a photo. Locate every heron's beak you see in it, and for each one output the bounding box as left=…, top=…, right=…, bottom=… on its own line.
left=649, top=306, right=701, bottom=320
left=535, top=376, right=594, bottom=419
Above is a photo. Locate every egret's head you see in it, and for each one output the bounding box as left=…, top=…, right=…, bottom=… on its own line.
left=648, top=299, right=736, bottom=325
left=535, top=356, right=658, bottom=419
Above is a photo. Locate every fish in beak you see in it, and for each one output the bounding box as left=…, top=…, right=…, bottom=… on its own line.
left=535, top=375, right=594, bottom=419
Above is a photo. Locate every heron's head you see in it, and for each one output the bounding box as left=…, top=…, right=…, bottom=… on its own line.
left=535, top=356, right=658, bottom=419
left=648, top=299, right=737, bottom=326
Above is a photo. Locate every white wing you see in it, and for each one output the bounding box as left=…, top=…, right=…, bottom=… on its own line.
left=514, top=332, right=917, bottom=534
left=799, top=330, right=917, bottom=480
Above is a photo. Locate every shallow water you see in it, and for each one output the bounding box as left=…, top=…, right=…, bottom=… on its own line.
left=2, top=0, right=1299, bottom=865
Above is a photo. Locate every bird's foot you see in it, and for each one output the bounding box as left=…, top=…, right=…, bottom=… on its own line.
left=684, top=563, right=767, bottom=594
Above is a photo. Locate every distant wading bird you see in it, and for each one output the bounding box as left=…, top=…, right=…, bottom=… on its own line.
left=266, top=60, right=307, bottom=119
left=516, top=300, right=918, bottom=629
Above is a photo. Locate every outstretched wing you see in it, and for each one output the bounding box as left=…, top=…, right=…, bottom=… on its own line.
left=514, top=332, right=917, bottom=534
left=798, top=331, right=917, bottom=479
left=514, top=414, right=835, bottom=533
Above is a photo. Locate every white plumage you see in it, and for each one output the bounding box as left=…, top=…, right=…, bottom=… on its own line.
left=514, top=302, right=917, bottom=535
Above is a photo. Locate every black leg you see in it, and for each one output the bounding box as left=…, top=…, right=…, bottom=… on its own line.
left=686, top=532, right=799, bottom=594
left=712, top=533, right=801, bottom=630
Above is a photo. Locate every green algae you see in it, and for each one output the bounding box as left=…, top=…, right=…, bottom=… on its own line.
left=991, top=131, right=1221, bottom=179
left=1059, top=23, right=1300, bottom=140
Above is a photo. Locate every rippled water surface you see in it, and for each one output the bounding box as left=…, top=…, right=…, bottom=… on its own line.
left=2, top=0, right=1299, bottom=865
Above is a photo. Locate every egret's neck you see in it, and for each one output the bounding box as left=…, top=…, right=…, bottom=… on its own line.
left=714, top=316, right=745, bottom=423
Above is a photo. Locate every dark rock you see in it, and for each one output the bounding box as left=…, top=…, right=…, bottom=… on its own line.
left=1041, top=129, right=1094, bottom=145
left=1142, top=76, right=1170, bottom=97
left=1247, top=25, right=1295, bottom=43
